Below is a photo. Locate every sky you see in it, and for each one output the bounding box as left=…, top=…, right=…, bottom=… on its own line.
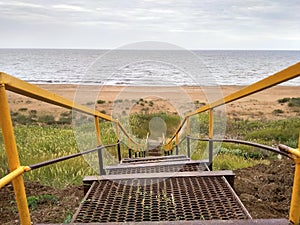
left=0, top=0, right=299, bottom=50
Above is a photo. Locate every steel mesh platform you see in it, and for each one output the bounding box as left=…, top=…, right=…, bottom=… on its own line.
left=72, top=176, right=250, bottom=223
left=121, top=155, right=188, bottom=164
left=40, top=219, right=289, bottom=225
left=107, top=163, right=208, bottom=175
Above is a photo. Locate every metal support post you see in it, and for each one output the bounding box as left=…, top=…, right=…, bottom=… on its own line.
left=94, top=116, right=101, bottom=146
left=208, top=109, right=214, bottom=170
left=290, top=158, right=300, bottom=225
left=128, top=148, right=132, bottom=158
left=289, top=135, right=300, bottom=225
left=187, top=136, right=191, bottom=158
left=208, top=139, right=213, bottom=171
left=0, top=84, right=31, bottom=225
left=117, top=140, right=121, bottom=162
left=175, top=134, right=179, bottom=155
left=97, top=147, right=105, bottom=175
left=186, top=117, right=191, bottom=158
left=115, top=120, right=119, bottom=142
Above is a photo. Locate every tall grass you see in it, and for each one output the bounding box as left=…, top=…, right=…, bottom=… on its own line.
left=0, top=115, right=122, bottom=187
left=129, top=112, right=181, bottom=139
left=0, top=125, right=95, bottom=187
left=227, top=118, right=300, bottom=147
left=213, top=154, right=269, bottom=170
left=1, top=111, right=299, bottom=188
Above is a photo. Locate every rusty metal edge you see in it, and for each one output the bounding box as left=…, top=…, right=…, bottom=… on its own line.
left=106, top=159, right=208, bottom=170
left=121, top=155, right=188, bottom=163
left=38, top=218, right=289, bottom=225
left=221, top=176, right=252, bottom=219
left=71, top=181, right=97, bottom=223
left=83, top=170, right=235, bottom=181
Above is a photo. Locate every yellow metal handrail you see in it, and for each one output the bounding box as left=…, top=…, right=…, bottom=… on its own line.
left=166, top=62, right=300, bottom=147
left=0, top=72, right=144, bottom=225
left=0, top=72, right=143, bottom=148
left=164, top=62, right=300, bottom=225
left=0, top=82, right=31, bottom=225
left=0, top=72, right=114, bottom=120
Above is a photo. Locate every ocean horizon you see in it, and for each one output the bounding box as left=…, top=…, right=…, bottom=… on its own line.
left=0, top=49, right=299, bottom=86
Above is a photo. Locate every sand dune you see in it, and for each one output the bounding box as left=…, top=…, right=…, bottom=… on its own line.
left=6, top=84, right=300, bottom=121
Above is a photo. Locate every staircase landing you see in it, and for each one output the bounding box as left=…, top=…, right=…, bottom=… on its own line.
left=38, top=155, right=289, bottom=225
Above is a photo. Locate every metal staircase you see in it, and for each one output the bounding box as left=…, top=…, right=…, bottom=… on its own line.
left=2, top=63, right=300, bottom=225
left=48, top=154, right=288, bottom=225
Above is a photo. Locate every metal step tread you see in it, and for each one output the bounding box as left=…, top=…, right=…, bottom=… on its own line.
left=84, top=170, right=235, bottom=181
left=107, top=159, right=204, bottom=169
left=106, top=160, right=209, bottom=175
left=73, top=175, right=250, bottom=223
left=121, top=155, right=188, bottom=164
left=38, top=218, right=289, bottom=225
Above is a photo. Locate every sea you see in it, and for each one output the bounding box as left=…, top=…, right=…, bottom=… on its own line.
left=0, top=49, right=299, bottom=86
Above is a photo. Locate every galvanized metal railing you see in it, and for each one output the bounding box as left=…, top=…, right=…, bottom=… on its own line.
left=0, top=72, right=145, bottom=225
left=164, top=62, right=300, bottom=224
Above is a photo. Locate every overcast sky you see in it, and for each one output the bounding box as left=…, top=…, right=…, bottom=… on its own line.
left=0, top=0, right=299, bottom=50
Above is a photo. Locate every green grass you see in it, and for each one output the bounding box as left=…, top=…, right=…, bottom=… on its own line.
left=0, top=125, right=96, bottom=187
left=278, top=97, right=300, bottom=107
left=1, top=111, right=299, bottom=188
left=0, top=112, right=144, bottom=187
left=97, top=99, right=106, bottom=104
left=213, top=154, right=269, bottom=170
left=27, top=194, right=59, bottom=210
left=226, top=117, right=300, bottom=147
left=128, top=112, right=181, bottom=139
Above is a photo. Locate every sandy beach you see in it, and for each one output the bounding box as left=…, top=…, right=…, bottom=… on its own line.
left=6, top=84, right=300, bottom=121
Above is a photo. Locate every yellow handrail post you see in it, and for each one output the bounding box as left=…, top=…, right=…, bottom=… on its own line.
left=186, top=116, right=190, bottom=136
left=0, top=84, right=31, bottom=225
left=116, top=120, right=119, bottom=141
left=94, top=116, right=101, bottom=146
left=290, top=157, right=300, bottom=225
left=298, top=132, right=300, bottom=151
left=208, top=109, right=214, bottom=170
left=209, top=109, right=214, bottom=139
left=289, top=134, right=300, bottom=225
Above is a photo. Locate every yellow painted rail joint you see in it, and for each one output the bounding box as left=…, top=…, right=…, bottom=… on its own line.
left=0, top=166, right=31, bottom=189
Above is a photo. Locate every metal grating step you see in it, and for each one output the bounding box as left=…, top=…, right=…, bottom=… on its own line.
left=106, top=162, right=208, bottom=175
left=39, top=218, right=289, bottom=225
left=72, top=176, right=250, bottom=223
left=121, top=155, right=188, bottom=164
left=148, top=147, right=162, bottom=157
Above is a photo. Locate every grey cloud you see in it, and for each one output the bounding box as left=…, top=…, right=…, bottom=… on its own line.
left=0, top=0, right=299, bottom=49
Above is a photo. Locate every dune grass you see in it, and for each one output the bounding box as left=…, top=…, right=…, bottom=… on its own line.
left=0, top=111, right=299, bottom=187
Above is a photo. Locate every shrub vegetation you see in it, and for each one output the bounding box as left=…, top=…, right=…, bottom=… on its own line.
left=1, top=110, right=298, bottom=187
